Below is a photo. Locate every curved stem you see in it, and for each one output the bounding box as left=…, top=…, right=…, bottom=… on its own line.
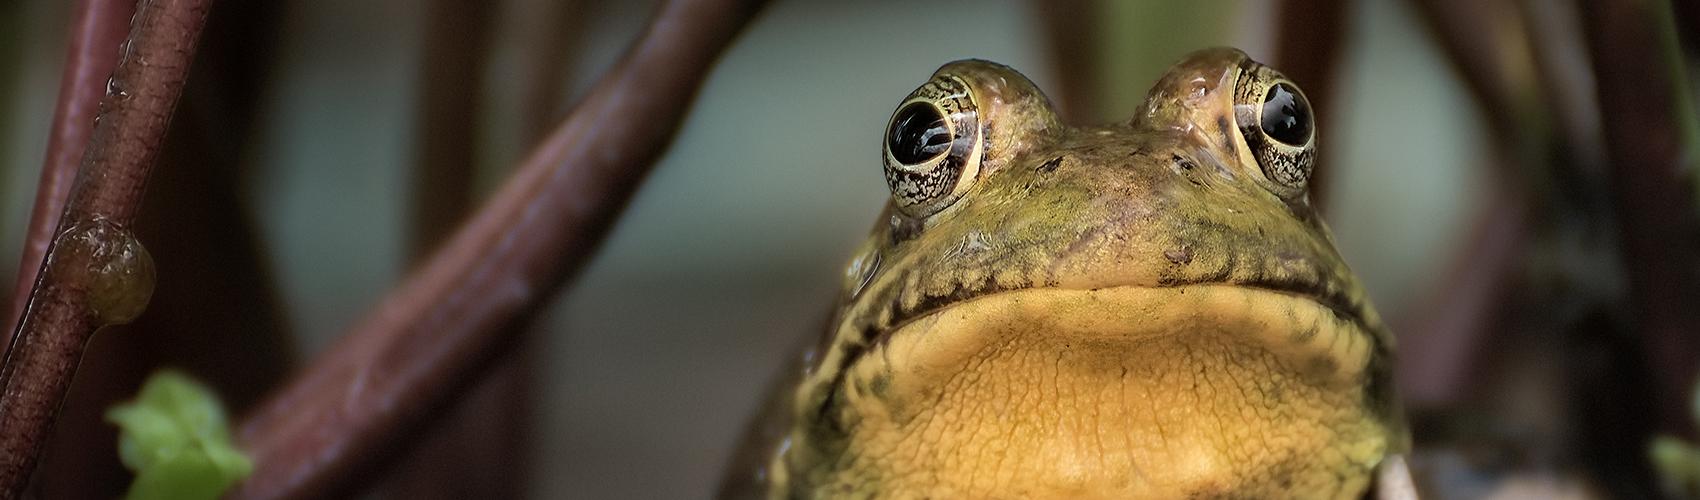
left=406, top=0, right=496, bottom=259
left=1272, top=0, right=1348, bottom=211
left=230, top=0, right=769, bottom=497
left=1393, top=186, right=1529, bottom=407
left=1580, top=0, right=1700, bottom=438
left=1033, top=0, right=1100, bottom=124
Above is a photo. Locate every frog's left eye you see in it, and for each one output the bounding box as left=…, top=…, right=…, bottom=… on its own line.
left=882, top=75, right=983, bottom=218
left=1233, top=63, right=1316, bottom=199
left=1260, top=82, right=1312, bottom=147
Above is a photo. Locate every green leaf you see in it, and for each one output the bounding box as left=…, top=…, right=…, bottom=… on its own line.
left=106, top=370, right=252, bottom=500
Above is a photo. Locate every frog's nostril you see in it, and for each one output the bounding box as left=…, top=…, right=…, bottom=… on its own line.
left=1169, top=154, right=1208, bottom=186
left=1171, top=154, right=1198, bottom=171
left=1035, top=156, right=1064, bottom=173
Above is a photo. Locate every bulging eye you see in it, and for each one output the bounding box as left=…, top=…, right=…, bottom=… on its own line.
left=888, top=103, right=951, bottom=164
left=882, top=75, right=983, bottom=218
left=1233, top=63, right=1316, bottom=198
left=1260, top=82, right=1311, bottom=147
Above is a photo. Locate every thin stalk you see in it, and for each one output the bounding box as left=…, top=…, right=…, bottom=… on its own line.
left=386, top=0, right=510, bottom=496
left=1272, top=0, right=1348, bottom=211
left=229, top=0, right=769, bottom=497
left=407, top=0, right=496, bottom=258
left=1580, top=0, right=1700, bottom=438
left=1033, top=0, right=1101, bottom=124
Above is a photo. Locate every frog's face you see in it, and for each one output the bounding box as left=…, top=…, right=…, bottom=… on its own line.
left=775, top=48, right=1398, bottom=498
left=846, top=47, right=1379, bottom=337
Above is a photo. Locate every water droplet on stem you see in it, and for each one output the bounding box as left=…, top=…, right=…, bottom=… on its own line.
left=49, top=217, right=155, bottom=326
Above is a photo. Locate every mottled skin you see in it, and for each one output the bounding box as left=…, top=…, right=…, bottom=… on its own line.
left=725, top=48, right=1405, bottom=499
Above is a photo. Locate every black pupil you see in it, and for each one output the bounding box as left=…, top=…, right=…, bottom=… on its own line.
left=1260, top=82, right=1311, bottom=146
left=888, top=103, right=952, bottom=164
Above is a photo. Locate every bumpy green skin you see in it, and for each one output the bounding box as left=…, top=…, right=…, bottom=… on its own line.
left=721, top=48, right=1404, bottom=499
left=107, top=370, right=251, bottom=500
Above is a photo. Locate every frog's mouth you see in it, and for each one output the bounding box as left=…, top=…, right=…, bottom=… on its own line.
left=875, top=271, right=1379, bottom=346
left=864, top=279, right=1383, bottom=385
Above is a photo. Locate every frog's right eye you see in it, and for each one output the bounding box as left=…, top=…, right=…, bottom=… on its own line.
left=1232, top=61, right=1316, bottom=200
left=882, top=75, right=983, bottom=218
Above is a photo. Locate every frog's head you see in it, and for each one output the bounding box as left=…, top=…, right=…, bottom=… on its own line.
left=782, top=48, right=1397, bottom=497
left=835, top=47, right=1384, bottom=353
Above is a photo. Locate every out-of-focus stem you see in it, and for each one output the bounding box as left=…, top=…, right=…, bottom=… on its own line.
left=387, top=0, right=509, bottom=497
left=1580, top=0, right=1700, bottom=438
left=407, top=0, right=495, bottom=259
left=1398, top=0, right=1542, bottom=407
left=389, top=0, right=587, bottom=496
left=1394, top=186, right=1529, bottom=407
left=1033, top=0, right=1100, bottom=124
left=1407, top=0, right=1538, bottom=147
left=513, top=0, right=586, bottom=148
left=1273, top=0, right=1348, bottom=211
left=230, top=0, right=769, bottom=498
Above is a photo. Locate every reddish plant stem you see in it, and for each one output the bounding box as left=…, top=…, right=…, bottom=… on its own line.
left=1393, top=185, right=1529, bottom=408
left=1033, top=0, right=1100, bottom=124
left=1397, top=0, right=1543, bottom=407
left=1272, top=0, right=1347, bottom=211
left=386, top=349, right=532, bottom=499
left=27, top=2, right=295, bottom=496
left=230, top=0, right=769, bottom=497
left=1407, top=0, right=1533, bottom=146
left=388, top=1, right=588, bottom=496
left=1579, top=0, right=1700, bottom=437
left=386, top=2, right=589, bottom=494
left=0, top=0, right=210, bottom=497
left=1674, top=0, right=1700, bottom=49
left=387, top=0, right=510, bottom=496
left=1520, top=0, right=1605, bottom=174
left=3, top=0, right=136, bottom=355
left=514, top=0, right=588, bottom=149
left=407, top=0, right=495, bottom=259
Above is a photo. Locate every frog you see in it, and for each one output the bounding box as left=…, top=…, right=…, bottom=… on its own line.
left=721, top=47, right=1407, bottom=499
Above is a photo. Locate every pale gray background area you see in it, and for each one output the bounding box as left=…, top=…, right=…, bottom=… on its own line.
left=0, top=0, right=1480, bottom=498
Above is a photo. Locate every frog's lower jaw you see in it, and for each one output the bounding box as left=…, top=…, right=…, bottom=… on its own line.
left=787, top=285, right=1392, bottom=499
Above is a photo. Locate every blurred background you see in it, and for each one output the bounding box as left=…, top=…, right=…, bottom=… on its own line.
left=1, top=0, right=1696, bottom=498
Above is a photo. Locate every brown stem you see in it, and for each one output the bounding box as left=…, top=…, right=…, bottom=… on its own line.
left=1579, top=0, right=1700, bottom=438
left=3, top=0, right=136, bottom=355
left=1396, top=0, right=1549, bottom=408
left=1520, top=0, right=1606, bottom=175
left=386, top=2, right=589, bottom=494
left=389, top=0, right=588, bottom=495
left=26, top=2, right=294, bottom=496
left=1033, top=0, right=1100, bottom=124
left=1406, top=0, right=1535, bottom=148
left=407, top=0, right=496, bottom=259
left=513, top=0, right=588, bottom=149
left=230, top=0, right=769, bottom=497
left=386, top=0, right=509, bottom=496
left=1673, top=0, right=1700, bottom=49
left=0, top=0, right=210, bottom=496
left=1393, top=184, right=1530, bottom=408
left=385, top=347, right=533, bottom=499
left=1272, top=0, right=1348, bottom=211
